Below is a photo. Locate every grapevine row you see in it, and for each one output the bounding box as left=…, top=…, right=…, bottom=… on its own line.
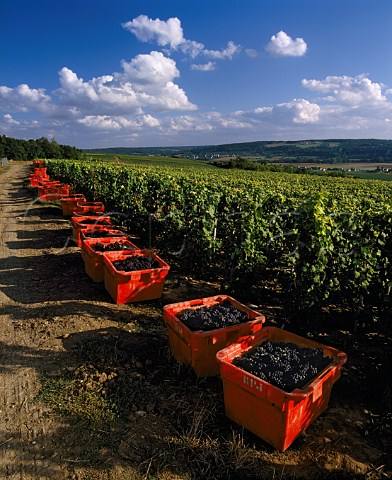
left=46, top=159, right=392, bottom=317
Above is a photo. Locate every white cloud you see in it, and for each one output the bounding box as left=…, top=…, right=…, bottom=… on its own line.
left=168, top=115, right=213, bottom=133
left=191, top=62, right=216, bottom=72
left=0, top=83, right=55, bottom=114
left=78, top=115, right=134, bottom=130
left=123, top=15, right=241, bottom=62
left=78, top=114, right=160, bottom=131
left=121, top=51, right=180, bottom=85
left=0, top=48, right=196, bottom=146
left=286, top=99, right=320, bottom=123
left=167, top=112, right=252, bottom=135
left=302, top=74, right=386, bottom=106
left=2, top=67, right=392, bottom=147
left=179, top=40, right=206, bottom=59
left=253, top=99, right=320, bottom=124
left=204, top=41, right=241, bottom=60
left=3, top=114, right=20, bottom=125
left=245, top=49, right=258, bottom=58
left=55, top=51, right=196, bottom=115
left=142, top=114, right=161, bottom=127
left=266, top=31, right=307, bottom=57
left=122, top=15, right=185, bottom=48
left=152, top=82, right=197, bottom=111
left=216, top=116, right=251, bottom=129
left=57, top=67, right=141, bottom=114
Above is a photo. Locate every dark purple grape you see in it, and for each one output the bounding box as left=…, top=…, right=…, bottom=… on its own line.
left=233, top=340, right=331, bottom=392
left=179, top=301, right=249, bottom=332
left=112, top=255, right=160, bottom=272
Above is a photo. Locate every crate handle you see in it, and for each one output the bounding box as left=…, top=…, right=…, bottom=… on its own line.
left=309, top=366, right=334, bottom=401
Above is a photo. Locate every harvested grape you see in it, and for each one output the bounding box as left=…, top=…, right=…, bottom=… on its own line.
left=79, top=219, right=110, bottom=225
left=112, top=255, right=160, bottom=272
left=180, top=301, right=249, bottom=332
left=91, top=241, right=133, bottom=252
left=84, top=230, right=123, bottom=238
left=233, top=340, right=331, bottom=392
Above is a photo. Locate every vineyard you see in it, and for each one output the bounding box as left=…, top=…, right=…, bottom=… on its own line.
left=0, top=161, right=391, bottom=478
left=47, top=159, right=392, bottom=322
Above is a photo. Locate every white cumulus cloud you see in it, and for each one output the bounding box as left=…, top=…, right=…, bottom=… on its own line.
left=302, top=74, right=387, bottom=106
left=266, top=31, right=307, bottom=57
left=168, top=115, right=213, bottom=133
left=2, top=59, right=392, bottom=147
left=0, top=84, right=55, bottom=114
left=204, top=41, right=242, bottom=60
left=191, top=62, right=216, bottom=72
left=123, top=15, right=241, bottom=62
left=245, top=49, right=258, bottom=58
left=121, top=51, right=180, bottom=85
left=3, top=113, right=20, bottom=125
left=55, top=51, right=196, bottom=115
left=179, top=40, right=206, bottom=59
left=78, top=114, right=160, bottom=131
left=122, top=15, right=185, bottom=48
left=253, top=99, right=320, bottom=124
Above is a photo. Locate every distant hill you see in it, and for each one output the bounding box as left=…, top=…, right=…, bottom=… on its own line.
left=85, top=139, right=392, bottom=163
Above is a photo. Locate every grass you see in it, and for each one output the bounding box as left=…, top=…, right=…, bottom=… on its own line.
left=85, top=153, right=214, bottom=169
left=345, top=170, right=392, bottom=181
left=38, top=376, right=117, bottom=422
left=36, top=328, right=282, bottom=479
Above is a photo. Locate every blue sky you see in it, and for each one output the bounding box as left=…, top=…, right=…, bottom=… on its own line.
left=1, top=0, right=392, bottom=148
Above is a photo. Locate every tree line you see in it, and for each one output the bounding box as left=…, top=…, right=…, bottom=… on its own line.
left=0, top=135, right=83, bottom=161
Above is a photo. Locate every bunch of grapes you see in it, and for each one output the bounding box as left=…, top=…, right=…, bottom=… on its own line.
left=180, top=301, right=249, bottom=332
left=92, top=241, right=131, bottom=252
left=233, top=340, right=331, bottom=392
left=113, top=255, right=160, bottom=272
left=85, top=231, right=122, bottom=238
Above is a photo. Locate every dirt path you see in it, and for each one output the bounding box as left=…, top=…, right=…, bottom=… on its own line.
left=0, top=163, right=73, bottom=478
left=0, top=163, right=51, bottom=477
left=0, top=163, right=149, bottom=479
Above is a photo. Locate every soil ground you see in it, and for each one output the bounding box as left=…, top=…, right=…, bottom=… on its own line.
left=0, top=161, right=391, bottom=479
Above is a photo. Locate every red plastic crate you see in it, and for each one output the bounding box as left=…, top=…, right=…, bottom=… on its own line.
left=80, top=227, right=126, bottom=242
left=216, top=327, right=347, bottom=451
left=60, top=194, right=86, bottom=216
left=32, top=167, right=47, bottom=177
left=76, top=201, right=105, bottom=215
left=38, top=183, right=61, bottom=200
left=163, top=296, right=265, bottom=377
left=103, top=249, right=170, bottom=304
left=37, top=182, right=58, bottom=190
left=30, top=173, right=49, bottom=187
left=82, top=237, right=138, bottom=282
left=71, top=216, right=112, bottom=247
left=39, top=184, right=70, bottom=202
left=73, top=210, right=106, bottom=217
left=38, top=178, right=58, bottom=184
left=38, top=180, right=60, bottom=189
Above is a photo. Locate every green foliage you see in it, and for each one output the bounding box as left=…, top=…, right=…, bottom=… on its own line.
left=0, top=134, right=83, bottom=160
left=210, top=156, right=352, bottom=179
left=46, top=159, right=392, bottom=316
left=86, top=152, right=214, bottom=168
left=38, top=376, right=116, bottom=422
left=212, top=156, right=261, bottom=170
left=86, top=139, right=392, bottom=163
